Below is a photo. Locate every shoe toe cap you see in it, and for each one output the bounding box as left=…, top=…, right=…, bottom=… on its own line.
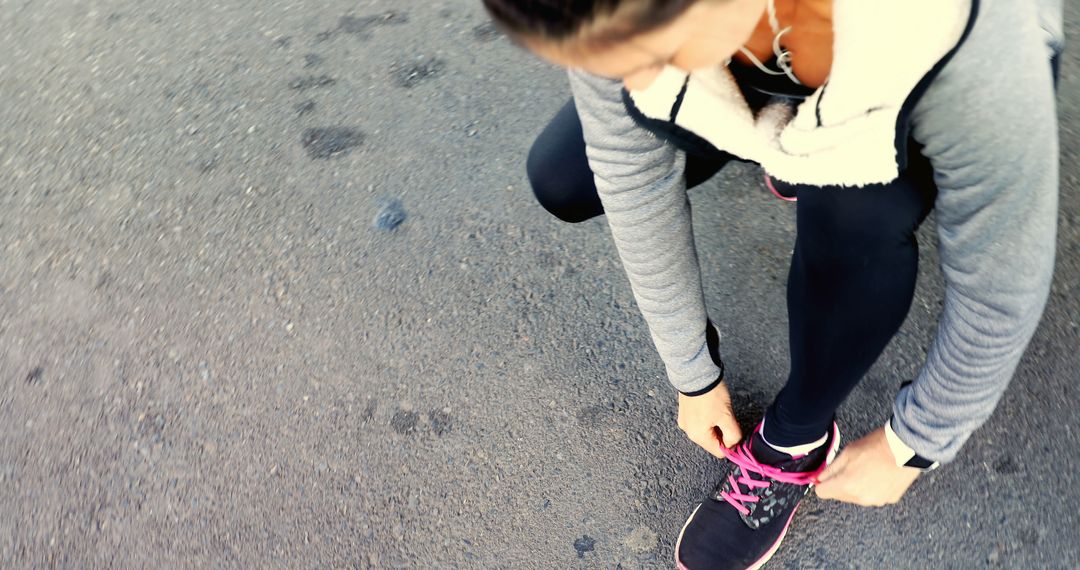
left=676, top=500, right=780, bottom=570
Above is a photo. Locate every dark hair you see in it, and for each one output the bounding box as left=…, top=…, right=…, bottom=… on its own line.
left=481, top=0, right=703, bottom=46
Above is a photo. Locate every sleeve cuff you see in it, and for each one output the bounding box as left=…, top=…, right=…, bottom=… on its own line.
left=678, top=370, right=724, bottom=397
left=675, top=319, right=725, bottom=396
left=885, top=417, right=940, bottom=471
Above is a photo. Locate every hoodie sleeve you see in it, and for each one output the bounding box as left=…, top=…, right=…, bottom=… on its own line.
left=567, top=68, right=725, bottom=394
left=892, top=0, right=1062, bottom=463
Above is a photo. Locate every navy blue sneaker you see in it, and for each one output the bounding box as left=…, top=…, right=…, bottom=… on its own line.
left=675, top=422, right=840, bottom=569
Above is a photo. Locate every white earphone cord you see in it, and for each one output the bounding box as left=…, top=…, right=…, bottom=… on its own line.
left=735, top=0, right=802, bottom=85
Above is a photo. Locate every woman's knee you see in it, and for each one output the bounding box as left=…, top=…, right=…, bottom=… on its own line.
left=526, top=147, right=600, bottom=223
left=525, top=100, right=604, bottom=223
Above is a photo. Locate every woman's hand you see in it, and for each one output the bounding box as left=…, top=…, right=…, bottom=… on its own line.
left=677, top=381, right=743, bottom=459
left=814, top=427, right=921, bottom=506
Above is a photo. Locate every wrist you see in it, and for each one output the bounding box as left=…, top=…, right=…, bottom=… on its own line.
left=884, top=416, right=940, bottom=472
left=677, top=368, right=725, bottom=398
left=676, top=319, right=725, bottom=397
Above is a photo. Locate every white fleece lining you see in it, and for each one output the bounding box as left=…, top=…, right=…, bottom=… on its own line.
left=675, top=67, right=760, bottom=156
left=627, top=64, right=690, bottom=119
left=627, top=0, right=972, bottom=187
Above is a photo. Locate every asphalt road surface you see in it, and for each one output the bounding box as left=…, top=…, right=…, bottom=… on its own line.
left=2, top=0, right=1079, bottom=568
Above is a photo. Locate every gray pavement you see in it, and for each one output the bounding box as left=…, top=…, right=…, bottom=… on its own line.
left=1, top=0, right=1078, bottom=567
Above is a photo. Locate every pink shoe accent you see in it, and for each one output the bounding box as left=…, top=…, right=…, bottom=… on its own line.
left=763, top=173, right=797, bottom=202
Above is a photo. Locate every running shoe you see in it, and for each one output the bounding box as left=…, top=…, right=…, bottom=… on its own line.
left=675, top=421, right=840, bottom=570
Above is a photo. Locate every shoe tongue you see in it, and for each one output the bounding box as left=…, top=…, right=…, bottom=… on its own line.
left=748, top=431, right=831, bottom=474
left=748, top=432, right=795, bottom=467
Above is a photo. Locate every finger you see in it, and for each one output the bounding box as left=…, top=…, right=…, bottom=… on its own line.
left=693, top=431, right=728, bottom=459
left=814, top=463, right=848, bottom=495
left=816, top=481, right=866, bottom=506
left=815, top=452, right=848, bottom=483
left=716, top=416, right=743, bottom=449
left=816, top=484, right=855, bottom=503
left=814, top=479, right=837, bottom=499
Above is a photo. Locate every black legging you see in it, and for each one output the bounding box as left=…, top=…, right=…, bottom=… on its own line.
left=527, top=98, right=938, bottom=447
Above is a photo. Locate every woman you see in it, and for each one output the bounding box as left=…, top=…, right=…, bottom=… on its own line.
left=482, top=0, right=1063, bottom=568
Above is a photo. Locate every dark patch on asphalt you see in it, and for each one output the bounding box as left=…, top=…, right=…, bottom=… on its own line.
left=300, top=127, right=364, bottom=159
left=137, top=413, right=166, bottom=444
left=361, top=399, right=378, bottom=422
left=303, top=53, right=324, bottom=68
left=391, top=58, right=445, bottom=88
left=288, top=75, right=336, bottom=91
left=197, top=156, right=219, bottom=173
left=340, top=12, right=408, bottom=36
left=317, top=11, right=408, bottom=42
left=273, top=36, right=292, bottom=48
left=472, top=22, right=502, bottom=42
left=391, top=410, right=419, bottom=435
left=994, top=455, right=1021, bottom=475
left=427, top=409, right=452, bottom=435
left=576, top=404, right=608, bottom=427
left=374, top=199, right=406, bottom=231
left=730, top=390, right=769, bottom=430
left=809, top=547, right=834, bottom=567
left=1018, top=527, right=1043, bottom=546
left=573, top=535, right=595, bottom=558
left=295, top=100, right=316, bottom=117
left=25, top=367, right=44, bottom=385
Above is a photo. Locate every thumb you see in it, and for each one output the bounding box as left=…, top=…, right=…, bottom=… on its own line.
left=716, top=414, right=743, bottom=449
left=693, top=428, right=729, bottom=459
left=815, top=451, right=847, bottom=484
left=814, top=478, right=837, bottom=499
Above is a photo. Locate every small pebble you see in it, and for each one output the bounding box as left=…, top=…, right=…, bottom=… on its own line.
left=301, top=127, right=364, bottom=159
left=25, top=367, right=44, bottom=385
left=295, top=100, right=316, bottom=116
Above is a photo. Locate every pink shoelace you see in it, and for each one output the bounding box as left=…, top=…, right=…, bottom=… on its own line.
left=718, top=441, right=829, bottom=516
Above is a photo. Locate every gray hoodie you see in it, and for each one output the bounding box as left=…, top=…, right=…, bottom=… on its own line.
left=566, top=0, right=1064, bottom=463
